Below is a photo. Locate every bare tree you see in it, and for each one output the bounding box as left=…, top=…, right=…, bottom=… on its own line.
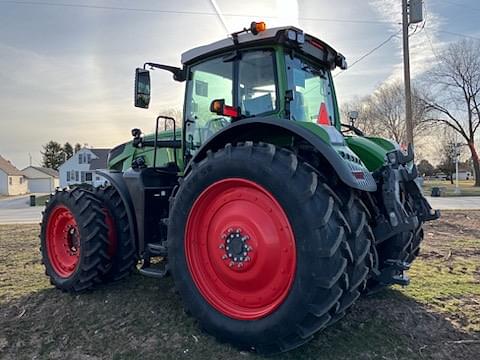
left=341, top=80, right=427, bottom=144
left=422, top=39, right=480, bottom=186
left=159, top=108, right=183, bottom=130
left=340, top=96, right=377, bottom=135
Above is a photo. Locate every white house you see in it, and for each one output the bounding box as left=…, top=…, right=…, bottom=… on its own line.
left=453, top=170, right=473, bottom=181
left=22, top=166, right=60, bottom=193
left=58, top=148, right=111, bottom=188
left=0, top=155, right=28, bottom=195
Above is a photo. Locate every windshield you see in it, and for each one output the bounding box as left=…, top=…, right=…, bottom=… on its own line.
left=286, top=56, right=336, bottom=126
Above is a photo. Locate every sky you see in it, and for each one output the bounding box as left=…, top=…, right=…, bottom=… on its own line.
left=0, top=0, right=479, bottom=168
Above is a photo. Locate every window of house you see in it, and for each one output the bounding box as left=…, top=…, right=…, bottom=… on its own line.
left=79, top=154, right=83, bottom=164
left=9, top=177, right=12, bottom=185
left=75, top=171, right=79, bottom=182
left=67, top=171, right=70, bottom=181
left=87, top=154, right=91, bottom=163
left=85, top=172, right=92, bottom=182
left=19, top=177, right=23, bottom=184
left=81, top=171, right=85, bottom=182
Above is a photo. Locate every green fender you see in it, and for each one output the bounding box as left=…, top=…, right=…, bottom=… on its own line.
left=187, top=117, right=377, bottom=192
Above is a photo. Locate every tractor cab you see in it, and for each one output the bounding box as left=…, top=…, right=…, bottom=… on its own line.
left=134, top=22, right=347, bottom=162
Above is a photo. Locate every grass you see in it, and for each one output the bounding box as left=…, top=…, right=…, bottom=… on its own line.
left=422, top=180, right=480, bottom=197
left=34, top=194, right=50, bottom=207
left=1, top=212, right=479, bottom=359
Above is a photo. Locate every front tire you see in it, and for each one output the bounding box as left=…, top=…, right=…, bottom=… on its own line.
left=40, top=188, right=109, bottom=292
left=168, top=143, right=352, bottom=354
left=93, top=186, right=137, bottom=282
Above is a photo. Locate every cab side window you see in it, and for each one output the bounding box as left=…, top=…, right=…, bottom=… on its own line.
left=238, top=51, right=277, bottom=117
left=185, top=57, right=233, bottom=152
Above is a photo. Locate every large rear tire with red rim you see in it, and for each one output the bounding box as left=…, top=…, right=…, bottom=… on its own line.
left=40, top=188, right=110, bottom=292
left=168, top=142, right=351, bottom=354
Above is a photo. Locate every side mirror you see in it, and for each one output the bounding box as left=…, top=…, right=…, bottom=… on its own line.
left=348, top=110, right=359, bottom=126
left=210, top=99, right=240, bottom=118
left=134, top=68, right=151, bottom=108
left=348, top=110, right=359, bottom=121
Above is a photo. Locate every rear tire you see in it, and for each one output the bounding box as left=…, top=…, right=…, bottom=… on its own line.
left=168, top=142, right=353, bottom=354
left=40, top=188, right=109, bottom=292
left=326, top=190, right=373, bottom=324
left=94, top=186, right=137, bottom=282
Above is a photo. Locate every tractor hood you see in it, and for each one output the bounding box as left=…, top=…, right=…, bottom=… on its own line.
left=345, top=136, right=398, bottom=172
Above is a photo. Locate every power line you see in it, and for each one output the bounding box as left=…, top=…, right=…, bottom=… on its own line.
left=442, top=0, right=480, bottom=12
left=0, top=0, right=396, bottom=25
left=335, top=30, right=401, bottom=78
left=437, top=30, right=480, bottom=41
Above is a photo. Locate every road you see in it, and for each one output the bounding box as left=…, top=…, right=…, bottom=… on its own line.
left=425, top=196, right=480, bottom=210
left=0, top=194, right=46, bottom=225
left=0, top=194, right=479, bottom=225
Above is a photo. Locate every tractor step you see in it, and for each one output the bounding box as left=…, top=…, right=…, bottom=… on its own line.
left=146, top=242, right=168, bottom=257
left=138, top=265, right=169, bottom=279
left=373, top=259, right=411, bottom=287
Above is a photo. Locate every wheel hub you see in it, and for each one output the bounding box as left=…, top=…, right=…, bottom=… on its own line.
left=65, top=226, right=80, bottom=255
left=220, top=228, right=253, bottom=271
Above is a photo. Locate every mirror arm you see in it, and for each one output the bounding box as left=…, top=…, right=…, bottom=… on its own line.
left=144, top=62, right=186, bottom=81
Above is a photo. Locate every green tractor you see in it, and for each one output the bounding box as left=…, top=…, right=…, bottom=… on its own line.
left=40, top=22, right=439, bottom=353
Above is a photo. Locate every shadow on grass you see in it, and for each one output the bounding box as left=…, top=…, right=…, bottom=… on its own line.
left=1, top=275, right=479, bottom=360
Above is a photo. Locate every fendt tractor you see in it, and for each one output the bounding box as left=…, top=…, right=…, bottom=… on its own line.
left=40, top=22, right=439, bottom=353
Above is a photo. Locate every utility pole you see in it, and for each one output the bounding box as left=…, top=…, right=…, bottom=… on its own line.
left=402, top=0, right=414, bottom=147
left=402, top=0, right=423, bottom=148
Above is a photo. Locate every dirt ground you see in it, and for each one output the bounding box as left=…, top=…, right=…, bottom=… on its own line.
left=0, top=211, right=479, bottom=359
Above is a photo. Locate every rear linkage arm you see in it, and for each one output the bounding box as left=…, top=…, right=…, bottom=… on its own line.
left=369, top=145, right=440, bottom=288
left=373, top=144, right=439, bottom=244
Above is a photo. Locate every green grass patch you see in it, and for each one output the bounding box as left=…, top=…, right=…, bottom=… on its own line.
left=422, top=180, right=480, bottom=197
left=34, top=194, right=50, bottom=207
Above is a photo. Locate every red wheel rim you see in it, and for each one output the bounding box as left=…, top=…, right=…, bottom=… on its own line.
left=46, top=205, right=81, bottom=277
left=185, top=178, right=296, bottom=320
left=104, top=209, right=117, bottom=257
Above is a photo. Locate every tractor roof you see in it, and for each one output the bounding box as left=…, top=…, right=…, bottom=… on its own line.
left=181, top=26, right=347, bottom=71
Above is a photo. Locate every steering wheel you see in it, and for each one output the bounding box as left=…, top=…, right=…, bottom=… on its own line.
left=201, top=117, right=230, bottom=140
left=205, top=117, right=230, bottom=132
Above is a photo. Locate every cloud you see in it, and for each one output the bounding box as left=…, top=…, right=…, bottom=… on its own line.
left=368, top=0, right=445, bottom=83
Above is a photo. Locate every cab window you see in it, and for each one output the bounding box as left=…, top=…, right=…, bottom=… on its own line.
left=287, top=57, right=336, bottom=125
left=184, top=50, right=278, bottom=156
left=185, top=57, right=233, bottom=153
left=238, top=50, right=277, bottom=117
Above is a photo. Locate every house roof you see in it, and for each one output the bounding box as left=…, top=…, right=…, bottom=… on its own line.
left=22, top=166, right=59, bottom=178
left=90, top=149, right=110, bottom=170
left=0, top=155, right=24, bottom=176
